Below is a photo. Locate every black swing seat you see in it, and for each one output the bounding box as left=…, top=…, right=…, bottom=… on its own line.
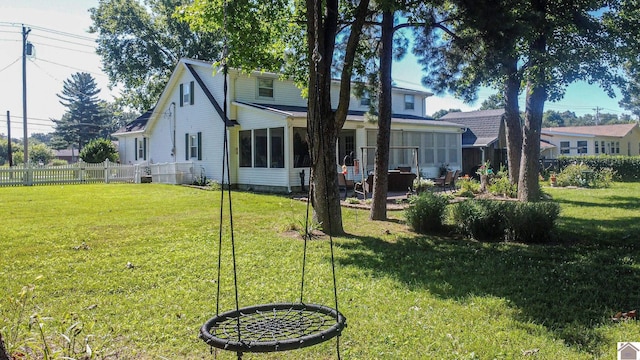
left=200, top=302, right=346, bottom=353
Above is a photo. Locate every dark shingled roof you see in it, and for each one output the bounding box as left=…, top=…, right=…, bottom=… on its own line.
left=113, top=109, right=153, bottom=135
left=232, top=102, right=466, bottom=127
left=441, top=109, right=505, bottom=147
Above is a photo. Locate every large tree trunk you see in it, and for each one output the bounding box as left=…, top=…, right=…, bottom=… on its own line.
left=518, top=30, right=547, bottom=202
left=503, top=58, right=522, bottom=185
left=306, top=0, right=370, bottom=234
left=370, top=9, right=394, bottom=221
left=0, top=332, right=9, bottom=360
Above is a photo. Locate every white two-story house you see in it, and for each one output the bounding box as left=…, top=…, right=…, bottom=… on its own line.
left=114, top=58, right=465, bottom=192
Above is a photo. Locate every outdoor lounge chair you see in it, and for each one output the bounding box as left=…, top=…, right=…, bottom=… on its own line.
left=338, top=173, right=355, bottom=199
left=434, top=170, right=453, bottom=191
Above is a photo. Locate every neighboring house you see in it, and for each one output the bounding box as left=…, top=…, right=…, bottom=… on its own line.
left=541, top=123, right=640, bottom=158
left=441, top=109, right=507, bottom=176
left=113, top=58, right=466, bottom=192
left=618, top=342, right=640, bottom=360
left=54, top=148, right=79, bottom=164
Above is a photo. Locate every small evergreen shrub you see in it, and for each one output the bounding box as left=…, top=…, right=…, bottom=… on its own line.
left=405, top=192, right=449, bottom=233
left=450, top=200, right=510, bottom=241
left=450, top=200, right=560, bottom=243
left=504, top=201, right=560, bottom=243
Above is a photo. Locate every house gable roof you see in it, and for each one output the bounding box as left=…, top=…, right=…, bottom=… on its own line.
left=112, top=109, right=153, bottom=136
left=441, top=109, right=505, bottom=147
left=542, top=123, right=638, bottom=137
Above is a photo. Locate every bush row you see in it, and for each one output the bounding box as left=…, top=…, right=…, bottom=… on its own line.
left=557, top=155, right=640, bottom=182
left=405, top=193, right=560, bottom=243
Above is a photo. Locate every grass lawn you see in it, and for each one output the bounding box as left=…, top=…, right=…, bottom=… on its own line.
left=1, top=182, right=640, bottom=359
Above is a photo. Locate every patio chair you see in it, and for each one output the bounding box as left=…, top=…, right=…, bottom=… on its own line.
left=449, top=169, right=461, bottom=192
left=338, top=173, right=355, bottom=199
left=434, top=170, right=453, bottom=191
left=354, top=174, right=374, bottom=200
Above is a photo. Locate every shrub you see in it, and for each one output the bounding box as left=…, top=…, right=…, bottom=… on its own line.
left=51, top=159, right=68, bottom=166
left=405, top=192, right=449, bottom=233
left=450, top=199, right=560, bottom=243
left=489, top=175, right=518, bottom=198
left=413, top=177, right=435, bottom=193
left=558, top=155, right=639, bottom=182
left=504, top=201, right=560, bottom=243
left=458, top=178, right=480, bottom=196
left=556, top=163, right=614, bottom=188
left=450, top=200, right=510, bottom=241
left=80, top=138, right=119, bottom=163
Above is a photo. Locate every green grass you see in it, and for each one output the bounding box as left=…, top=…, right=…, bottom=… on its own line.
left=1, top=183, right=640, bottom=359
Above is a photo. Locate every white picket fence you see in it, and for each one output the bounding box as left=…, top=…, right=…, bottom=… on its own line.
left=0, top=161, right=196, bottom=187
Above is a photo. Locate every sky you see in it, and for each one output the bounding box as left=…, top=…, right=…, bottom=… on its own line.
left=0, top=0, right=632, bottom=138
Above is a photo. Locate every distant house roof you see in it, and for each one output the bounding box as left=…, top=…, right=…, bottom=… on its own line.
left=234, top=101, right=465, bottom=129
left=542, top=123, right=638, bottom=138
left=440, top=109, right=505, bottom=147
left=113, top=109, right=153, bottom=136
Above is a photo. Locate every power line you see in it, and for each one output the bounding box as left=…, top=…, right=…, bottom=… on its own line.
left=30, top=41, right=97, bottom=55
left=30, top=33, right=96, bottom=49
left=0, top=57, right=21, bottom=74
left=35, top=58, right=107, bottom=78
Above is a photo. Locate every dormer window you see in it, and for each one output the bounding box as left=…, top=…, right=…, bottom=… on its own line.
left=404, top=94, right=415, bottom=110
left=360, top=91, right=370, bottom=106
left=180, top=81, right=194, bottom=106
left=258, top=78, right=274, bottom=99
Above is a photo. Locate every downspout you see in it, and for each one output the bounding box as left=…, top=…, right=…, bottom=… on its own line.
left=171, top=102, right=176, bottom=162
left=284, top=117, right=293, bottom=194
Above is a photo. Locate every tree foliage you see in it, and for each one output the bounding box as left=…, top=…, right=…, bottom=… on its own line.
left=52, top=73, right=107, bottom=152
left=80, top=138, right=119, bottom=163
left=90, top=0, right=224, bottom=111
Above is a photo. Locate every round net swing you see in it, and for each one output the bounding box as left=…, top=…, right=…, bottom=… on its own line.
left=199, top=3, right=346, bottom=357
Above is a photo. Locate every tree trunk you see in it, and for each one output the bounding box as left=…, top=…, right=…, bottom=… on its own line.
left=306, top=0, right=370, bottom=234
left=370, top=9, right=394, bottom=221
left=503, top=58, right=522, bottom=185
left=518, top=30, right=547, bottom=202
left=0, top=332, right=9, bottom=360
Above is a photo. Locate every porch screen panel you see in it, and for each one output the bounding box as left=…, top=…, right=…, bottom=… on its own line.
left=390, top=130, right=404, bottom=166
left=435, top=133, right=447, bottom=165
left=293, top=128, right=310, bottom=168
left=239, top=130, right=252, bottom=167
left=366, top=130, right=377, bottom=169
left=254, top=129, right=268, bottom=168
left=422, top=132, right=435, bottom=165
left=447, top=134, right=459, bottom=166
left=270, top=127, right=284, bottom=168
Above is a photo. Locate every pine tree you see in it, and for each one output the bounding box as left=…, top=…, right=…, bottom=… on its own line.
left=52, top=72, right=107, bottom=152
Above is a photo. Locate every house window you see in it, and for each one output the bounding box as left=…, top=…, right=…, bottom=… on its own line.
left=615, top=141, right=620, bottom=154
left=135, top=137, right=147, bottom=161
left=254, top=129, right=268, bottom=167
left=293, top=128, right=310, bottom=168
left=404, top=94, right=415, bottom=110
left=560, top=141, right=570, bottom=154
left=258, top=78, right=274, bottom=98
left=239, top=127, right=285, bottom=168
left=180, top=81, right=194, bottom=106
left=577, top=141, right=587, bottom=154
left=594, top=140, right=599, bottom=154
left=360, top=91, right=370, bottom=106
left=601, top=141, right=605, bottom=154
left=184, top=132, right=202, bottom=160
left=239, top=130, right=252, bottom=167
left=137, top=138, right=144, bottom=159
left=365, top=130, right=458, bottom=169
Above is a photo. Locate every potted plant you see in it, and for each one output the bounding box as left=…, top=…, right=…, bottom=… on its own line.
left=550, top=173, right=557, bottom=187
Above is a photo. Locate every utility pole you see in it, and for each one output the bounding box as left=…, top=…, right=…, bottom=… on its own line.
left=6, top=111, right=12, bottom=167
left=593, top=106, right=601, bottom=126
left=22, top=25, right=31, bottom=164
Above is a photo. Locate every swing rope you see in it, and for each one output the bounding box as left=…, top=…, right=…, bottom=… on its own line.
left=201, top=0, right=345, bottom=357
